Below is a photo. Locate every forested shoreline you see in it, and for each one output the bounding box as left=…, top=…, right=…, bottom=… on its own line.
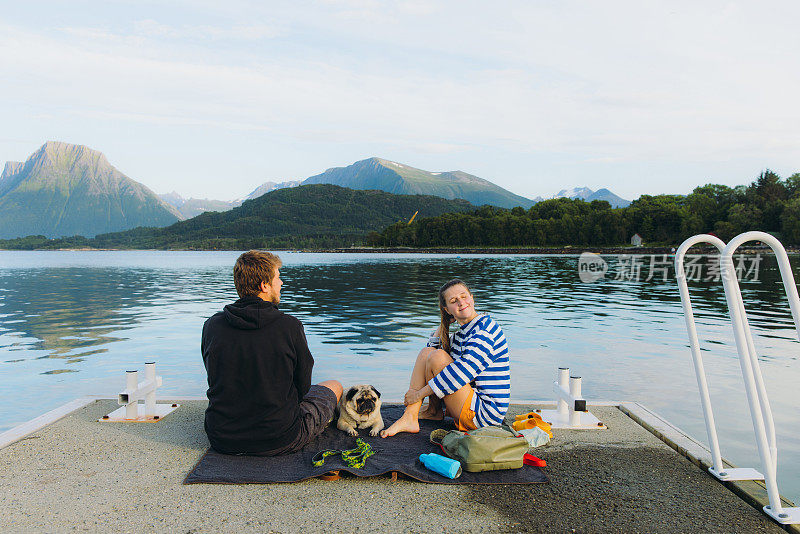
left=370, top=170, right=800, bottom=247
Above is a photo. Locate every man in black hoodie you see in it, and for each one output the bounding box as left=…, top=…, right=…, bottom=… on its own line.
left=202, top=250, right=343, bottom=455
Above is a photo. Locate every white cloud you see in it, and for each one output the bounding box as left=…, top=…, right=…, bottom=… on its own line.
left=131, top=19, right=281, bottom=41
left=1, top=1, right=799, bottom=198
left=62, top=19, right=282, bottom=46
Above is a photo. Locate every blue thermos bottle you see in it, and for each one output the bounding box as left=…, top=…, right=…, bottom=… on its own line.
left=419, top=453, right=462, bottom=479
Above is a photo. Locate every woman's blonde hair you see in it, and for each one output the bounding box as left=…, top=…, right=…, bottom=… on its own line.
left=437, top=279, right=471, bottom=352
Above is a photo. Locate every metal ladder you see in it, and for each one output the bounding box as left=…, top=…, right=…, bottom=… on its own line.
left=676, top=231, right=800, bottom=525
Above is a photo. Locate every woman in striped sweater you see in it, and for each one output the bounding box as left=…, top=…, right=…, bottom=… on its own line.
left=381, top=279, right=511, bottom=438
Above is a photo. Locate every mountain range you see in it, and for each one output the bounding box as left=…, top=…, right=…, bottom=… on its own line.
left=302, top=157, right=536, bottom=209
left=0, top=141, right=179, bottom=239
left=160, top=157, right=541, bottom=219
left=234, top=159, right=629, bottom=210
left=162, top=178, right=630, bottom=220
left=0, top=142, right=630, bottom=239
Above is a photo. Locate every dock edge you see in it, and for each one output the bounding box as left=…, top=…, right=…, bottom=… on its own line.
left=620, top=402, right=799, bottom=534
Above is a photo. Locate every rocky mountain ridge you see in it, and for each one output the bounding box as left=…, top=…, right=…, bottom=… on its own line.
left=236, top=159, right=629, bottom=209
left=0, top=141, right=179, bottom=238
left=301, top=157, right=535, bottom=209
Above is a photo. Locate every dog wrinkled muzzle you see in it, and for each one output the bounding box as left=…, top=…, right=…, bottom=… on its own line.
left=355, top=397, right=375, bottom=415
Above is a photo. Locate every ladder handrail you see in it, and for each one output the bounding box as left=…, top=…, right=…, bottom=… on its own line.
left=721, top=246, right=777, bottom=468
left=723, top=231, right=800, bottom=340
left=674, top=234, right=727, bottom=473
left=720, top=231, right=800, bottom=516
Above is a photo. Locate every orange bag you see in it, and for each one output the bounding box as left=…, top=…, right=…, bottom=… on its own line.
left=512, top=411, right=553, bottom=438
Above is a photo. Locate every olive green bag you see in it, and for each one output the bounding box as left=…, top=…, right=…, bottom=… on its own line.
left=429, top=426, right=528, bottom=472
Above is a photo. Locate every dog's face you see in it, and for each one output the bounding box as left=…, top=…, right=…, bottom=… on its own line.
left=337, top=384, right=384, bottom=435
left=344, top=384, right=381, bottom=416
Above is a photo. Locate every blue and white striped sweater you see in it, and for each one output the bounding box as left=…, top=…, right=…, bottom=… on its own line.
left=427, top=314, right=511, bottom=427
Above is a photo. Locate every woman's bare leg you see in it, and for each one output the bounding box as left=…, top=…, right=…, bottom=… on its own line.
left=381, top=348, right=436, bottom=437
left=419, top=348, right=445, bottom=419
left=419, top=393, right=443, bottom=420
left=424, top=350, right=473, bottom=423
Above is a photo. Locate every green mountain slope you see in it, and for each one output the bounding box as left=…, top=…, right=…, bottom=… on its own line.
left=0, top=141, right=180, bottom=238
left=302, top=157, right=535, bottom=209
left=89, top=184, right=473, bottom=249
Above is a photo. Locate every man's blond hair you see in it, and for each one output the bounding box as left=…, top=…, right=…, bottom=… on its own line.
left=233, top=250, right=282, bottom=298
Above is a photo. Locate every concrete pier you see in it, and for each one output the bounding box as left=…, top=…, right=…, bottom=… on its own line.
left=0, top=399, right=795, bottom=533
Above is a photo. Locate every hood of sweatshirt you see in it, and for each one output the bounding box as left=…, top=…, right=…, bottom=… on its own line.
left=223, top=296, right=283, bottom=330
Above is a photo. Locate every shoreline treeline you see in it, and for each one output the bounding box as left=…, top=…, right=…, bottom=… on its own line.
left=370, top=170, right=800, bottom=247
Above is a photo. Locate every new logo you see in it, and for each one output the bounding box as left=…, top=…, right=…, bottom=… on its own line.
left=578, top=252, right=608, bottom=283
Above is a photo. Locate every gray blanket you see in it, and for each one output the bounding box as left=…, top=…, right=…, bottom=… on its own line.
left=184, top=405, right=549, bottom=484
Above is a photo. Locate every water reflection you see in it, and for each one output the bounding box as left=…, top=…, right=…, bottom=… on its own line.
left=0, top=270, right=133, bottom=362
left=0, top=267, right=229, bottom=365
left=0, top=253, right=795, bottom=378
left=2, top=253, right=798, bottom=372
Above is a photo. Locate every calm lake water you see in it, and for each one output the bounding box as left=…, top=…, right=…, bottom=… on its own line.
left=1, top=251, right=798, bottom=501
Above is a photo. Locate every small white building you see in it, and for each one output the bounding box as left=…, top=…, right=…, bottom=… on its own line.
left=631, top=233, right=643, bottom=247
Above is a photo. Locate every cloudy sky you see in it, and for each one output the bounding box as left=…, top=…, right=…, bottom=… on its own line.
left=1, top=1, right=798, bottom=201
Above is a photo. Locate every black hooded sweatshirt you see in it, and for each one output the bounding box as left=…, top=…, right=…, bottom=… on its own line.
left=201, top=296, right=314, bottom=453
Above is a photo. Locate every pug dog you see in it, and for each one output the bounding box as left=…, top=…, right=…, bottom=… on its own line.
left=337, top=385, right=384, bottom=436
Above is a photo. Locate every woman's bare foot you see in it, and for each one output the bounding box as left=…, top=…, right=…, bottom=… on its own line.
left=380, top=411, right=420, bottom=438
left=419, top=404, right=444, bottom=420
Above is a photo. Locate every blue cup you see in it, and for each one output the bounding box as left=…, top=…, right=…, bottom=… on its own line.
left=419, top=453, right=462, bottom=479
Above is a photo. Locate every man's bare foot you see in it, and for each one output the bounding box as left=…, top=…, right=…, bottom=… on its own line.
left=380, top=411, right=420, bottom=438
left=419, top=405, right=444, bottom=420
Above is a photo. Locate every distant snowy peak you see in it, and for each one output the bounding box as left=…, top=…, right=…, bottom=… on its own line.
left=160, top=191, right=186, bottom=208
left=549, top=186, right=630, bottom=208
left=553, top=187, right=594, bottom=200
left=157, top=192, right=240, bottom=220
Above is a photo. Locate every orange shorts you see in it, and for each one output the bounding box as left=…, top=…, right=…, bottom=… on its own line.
left=454, top=389, right=477, bottom=432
